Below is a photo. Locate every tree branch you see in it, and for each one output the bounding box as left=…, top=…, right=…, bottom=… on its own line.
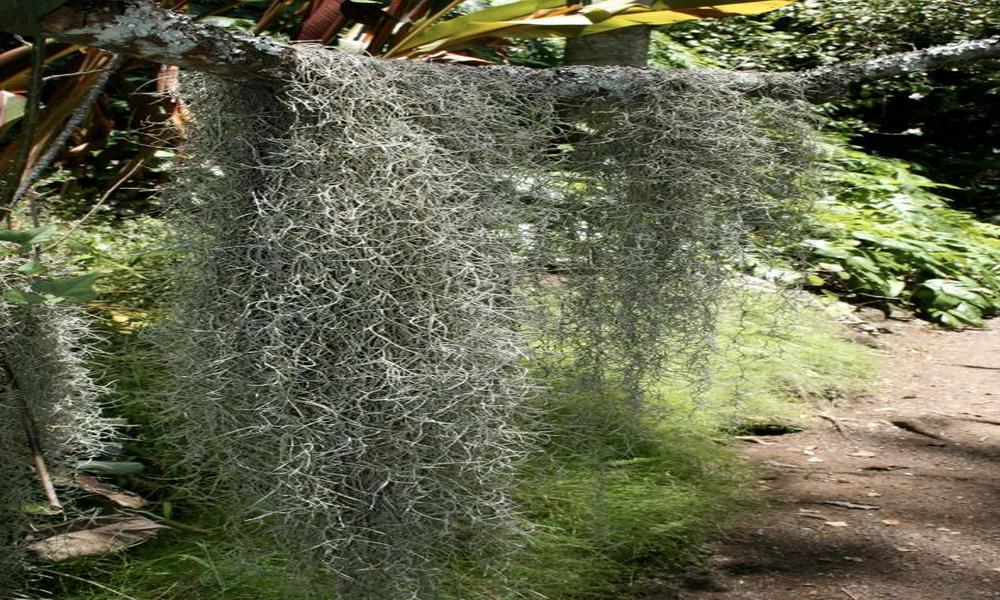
left=802, top=36, right=1000, bottom=102
left=9, top=0, right=1000, bottom=103
left=36, top=0, right=296, bottom=82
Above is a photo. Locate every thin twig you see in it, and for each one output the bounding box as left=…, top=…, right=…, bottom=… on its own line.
left=43, top=66, right=118, bottom=81
left=841, top=587, right=861, bottom=600
left=817, top=412, right=853, bottom=441
left=1, top=359, right=62, bottom=512
left=43, top=158, right=144, bottom=253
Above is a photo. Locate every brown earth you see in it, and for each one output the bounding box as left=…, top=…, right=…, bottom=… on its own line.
left=642, top=317, right=1000, bottom=600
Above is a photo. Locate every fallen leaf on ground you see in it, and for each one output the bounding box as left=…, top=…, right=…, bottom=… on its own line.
left=843, top=556, right=864, bottom=562
left=818, top=500, right=880, bottom=510
left=798, top=509, right=829, bottom=520
left=73, top=475, right=148, bottom=509
left=895, top=546, right=918, bottom=552
left=866, top=492, right=882, bottom=497
left=734, top=435, right=775, bottom=445
left=863, top=465, right=910, bottom=471
left=825, top=521, right=849, bottom=528
left=27, top=516, right=169, bottom=561
left=881, top=519, right=900, bottom=526
left=890, top=419, right=947, bottom=441
left=848, top=450, right=877, bottom=458
left=763, top=460, right=807, bottom=470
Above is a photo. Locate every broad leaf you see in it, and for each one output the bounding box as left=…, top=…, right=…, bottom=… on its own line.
left=0, top=225, right=57, bottom=253
left=16, top=260, right=47, bottom=275
left=0, top=90, right=27, bottom=126
left=2, top=288, right=46, bottom=304
left=804, top=239, right=852, bottom=260
left=29, top=272, right=102, bottom=303
left=918, top=278, right=990, bottom=309
left=73, top=475, right=148, bottom=509
left=391, top=0, right=792, bottom=56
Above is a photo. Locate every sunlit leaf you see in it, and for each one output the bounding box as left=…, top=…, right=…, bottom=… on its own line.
left=16, top=260, right=47, bottom=275
left=392, top=0, right=792, bottom=55
left=0, top=90, right=27, bottom=126
left=0, top=225, right=58, bottom=253
left=2, top=288, right=46, bottom=304
left=28, top=272, right=102, bottom=304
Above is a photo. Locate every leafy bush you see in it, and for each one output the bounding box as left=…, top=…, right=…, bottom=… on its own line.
left=801, top=138, right=1000, bottom=326
left=658, top=0, right=1000, bottom=216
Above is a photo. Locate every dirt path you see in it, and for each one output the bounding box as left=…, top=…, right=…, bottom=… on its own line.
left=664, top=318, right=1000, bottom=600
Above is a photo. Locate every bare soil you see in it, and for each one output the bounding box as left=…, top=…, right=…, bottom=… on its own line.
left=642, top=318, right=1000, bottom=600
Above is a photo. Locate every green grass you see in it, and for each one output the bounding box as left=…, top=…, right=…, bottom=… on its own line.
left=680, top=290, right=875, bottom=433
left=42, top=534, right=314, bottom=600
left=448, top=290, right=874, bottom=599
left=47, top=289, right=873, bottom=600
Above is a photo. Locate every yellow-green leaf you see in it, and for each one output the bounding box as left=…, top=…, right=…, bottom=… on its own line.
left=0, top=90, right=27, bottom=127
left=395, top=0, right=793, bottom=56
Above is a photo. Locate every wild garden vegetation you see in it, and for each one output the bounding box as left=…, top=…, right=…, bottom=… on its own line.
left=0, top=0, right=997, bottom=598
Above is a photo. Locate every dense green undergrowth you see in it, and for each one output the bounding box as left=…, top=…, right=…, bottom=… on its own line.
left=47, top=280, right=872, bottom=599
left=802, top=138, right=1000, bottom=327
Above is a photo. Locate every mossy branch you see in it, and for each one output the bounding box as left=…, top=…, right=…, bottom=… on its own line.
left=8, top=0, right=999, bottom=103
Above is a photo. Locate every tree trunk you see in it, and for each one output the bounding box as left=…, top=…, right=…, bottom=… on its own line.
left=564, top=27, right=652, bottom=67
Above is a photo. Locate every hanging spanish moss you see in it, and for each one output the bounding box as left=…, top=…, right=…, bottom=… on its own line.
left=0, top=273, right=115, bottom=596
left=532, top=71, right=814, bottom=437
left=158, top=47, right=814, bottom=598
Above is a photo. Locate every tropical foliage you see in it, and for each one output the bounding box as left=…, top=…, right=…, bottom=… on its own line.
left=802, top=138, right=1000, bottom=327
left=660, top=0, right=1000, bottom=217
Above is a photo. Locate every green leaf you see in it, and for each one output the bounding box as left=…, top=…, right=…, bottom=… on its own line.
left=882, top=279, right=905, bottom=298
left=804, top=239, right=852, bottom=259
left=0, top=225, right=58, bottom=253
left=918, top=279, right=990, bottom=309
left=932, top=310, right=964, bottom=329
left=844, top=254, right=880, bottom=275
left=76, top=460, right=145, bottom=475
left=28, top=273, right=102, bottom=304
left=2, top=289, right=46, bottom=304
left=948, top=302, right=985, bottom=325
left=16, top=260, right=47, bottom=276
left=852, top=231, right=921, bottom=252
left=0, top=91, right=27, bottom=127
